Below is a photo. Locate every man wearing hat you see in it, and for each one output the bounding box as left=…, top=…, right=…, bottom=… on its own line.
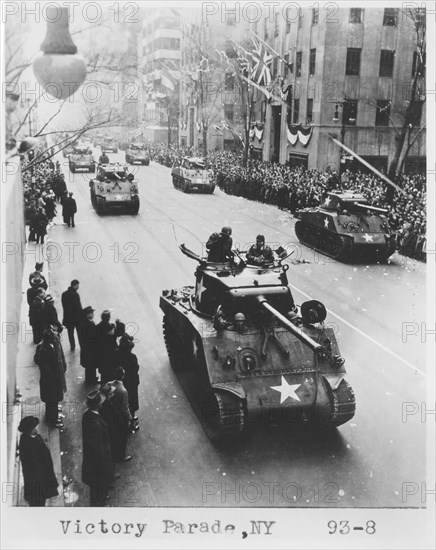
left=246, top=235, right=274, bottom=266
left=34, top=328, right=67, bottom=428
left=82, top=390, right=116, bottom=506
left=96, top=310, right=125, bottom=386
left=29, top=288, right=46, bottom=345
left=117, top=334, right=140, bottom=433
left=61, top=279, right=83, bottom=351
left=42, top=294, right=63, bottom=334
left=29, top=262, right=48, bottom=289
left=18, top=416, right=59, bottom=506
left=78, top=306, right=99, bottom=384
left=206, top=226, right=234, bottom=262
left=62, top=191, right=77, bottom=228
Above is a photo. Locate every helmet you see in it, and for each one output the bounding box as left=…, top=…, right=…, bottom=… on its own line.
left=221, top=226, right=232, bottom=236
left=256, top=234, right=265, bottom=242
left=234, top=312, right=245, bottom=323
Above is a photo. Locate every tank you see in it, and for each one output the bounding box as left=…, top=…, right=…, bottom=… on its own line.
left=171, top=157, right=215, bottom=194
left=89, top=163, right=139, bottom=215
left=125, top=143, right=150, bottom=165
left=101, top=137, right=118, bottom=153
left=69, top=146, right=96, bottom=173
left=160, top=245, right=356, bottom=442
left=294, top=191, right=396, bottom=262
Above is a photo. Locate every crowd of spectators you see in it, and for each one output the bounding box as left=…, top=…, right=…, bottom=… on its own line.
left=149, top=144, right=425, bottom=262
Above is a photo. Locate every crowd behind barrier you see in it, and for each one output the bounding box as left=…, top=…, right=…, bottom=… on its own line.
left=146, top=143, right=426, bottom=263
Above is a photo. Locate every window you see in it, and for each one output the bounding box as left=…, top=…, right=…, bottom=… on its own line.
left=346, top=48, right=361, bottom=75
left=272, top=57, right=278, bottom=78
left=224, top=104, right=234, bottom=123
left=375, top=100, right=391, bottom=126
left=284, top=53, right=290, bottom=77
left=225, top=73, right=235, bottom=91
left=309, top=49, right=316, bottom=75
left=379, top=50, right=395, bottom=77
left=293, top=99, right=300, bottom=123
left=409, top=99, right=423, bottom=126
left=286, top=18, right=291, bottom=33
left=296, top=51, right=302, bottom=77
left=298, top=10, right=303, bottom=29
left=349, top=8, right=362, bottom=23
left=312, top=7, right=319, bottom=25
left=306, top=98, right=313, bottom=124
left=274, top=13, right=279, bottom=36
left=343, top=100, right=357, bottom=125
left=383, top=8, right=397, bottom=26
left=412, top=51, right=426, bottom=77
left=264, top=18, right=268, bottom=39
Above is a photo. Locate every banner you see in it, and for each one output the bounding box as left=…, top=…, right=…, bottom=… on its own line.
left=287, top=123, right=313, bottom=146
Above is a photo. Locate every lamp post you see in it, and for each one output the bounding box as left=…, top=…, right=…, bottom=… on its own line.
left=333, top=97, right=356, bottom=179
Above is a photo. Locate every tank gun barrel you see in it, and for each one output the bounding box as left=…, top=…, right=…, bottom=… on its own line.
left=256, top=296, right=325, bottom=356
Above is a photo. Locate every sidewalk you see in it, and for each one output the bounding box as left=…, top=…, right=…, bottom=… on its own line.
left=14, top=230, right=65, bottom=507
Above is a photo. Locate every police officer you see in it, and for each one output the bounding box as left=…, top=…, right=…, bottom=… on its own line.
left=246, top=235, right=274, bottom=266
left=206, top=226, right=234, bottom=263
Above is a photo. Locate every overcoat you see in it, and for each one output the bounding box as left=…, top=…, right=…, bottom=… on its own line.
left=61, top=287, right=83, bottom=325
left=19, top=433, right=59, bottom=502
left=34, top=340, right=67, bottom=403
left=81, top=409, right=114, bottom=485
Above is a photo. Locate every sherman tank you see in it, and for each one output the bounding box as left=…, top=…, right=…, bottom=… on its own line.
left=125, top=143, right=150, bottom=165
left=171, top=157, right=215, bottom=194
left=89, top=163, right=139, bottom=215
left=101, top=137, right=118, bottom=153
left=160, top=245, right=355, bottom=442
left=294, top=191, right=396, bottom=262
left=69, top=146, right=95, bottom=173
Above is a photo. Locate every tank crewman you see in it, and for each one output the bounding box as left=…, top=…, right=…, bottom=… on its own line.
left=246, top=235, right=274, bottom=266
left=99, top=152, right=109, bottom=164
left=206, top=226, right=234, bottom=262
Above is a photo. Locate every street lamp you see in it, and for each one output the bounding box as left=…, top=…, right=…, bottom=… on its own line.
left=333, top=97, right=356, bottom=178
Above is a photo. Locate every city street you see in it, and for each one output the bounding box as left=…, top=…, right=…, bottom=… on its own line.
left=47, top=150, right=426, bottom=508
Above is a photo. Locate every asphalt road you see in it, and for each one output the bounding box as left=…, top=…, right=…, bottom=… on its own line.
left=48, top=149, right=426, bottom=508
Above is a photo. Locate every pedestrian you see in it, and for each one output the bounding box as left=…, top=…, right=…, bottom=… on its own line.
left=34, top=207, right=48, bottom=244
left=18, top=416, right=59, bottom=507
left=117, top=335, right=140, bottom=433
left=62, top=192, right=77, bottom=227
left=29, top=262, right=48, bottom=289
left=206, top=226, right=234, bottom=262
left=78, top=306, right=99, bottom=384
left=30, top=289, right=46, bottom=344
left=96, top=311, right=125, bottom=385
left=34, top=328, right=67, bottom=428
left=27, top=277, right=45, bottom=316
left=110, top=367, right=132, bottom=462
left=42, top=294, right=63, bottom=334
left=82, top=390, right=117, bottom=506
left=61, top=279, right=83, bottom=351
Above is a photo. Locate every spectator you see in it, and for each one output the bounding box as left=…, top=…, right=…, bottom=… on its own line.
left=61, top=279, right=83, bottom=351
left=62, top=192, right=77, bottom=228
left=117, top=334, right=140, bottom=433
left=78, top=306, right=99, bottom=384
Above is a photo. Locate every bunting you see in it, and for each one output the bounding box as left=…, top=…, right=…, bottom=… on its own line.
left=287, top=124, right=314, bottom=147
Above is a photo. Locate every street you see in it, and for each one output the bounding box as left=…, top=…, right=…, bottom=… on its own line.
left=48, top=150, right=426, bottom=508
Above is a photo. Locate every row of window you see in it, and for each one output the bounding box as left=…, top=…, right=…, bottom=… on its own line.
left=279, top=48, right=424, bottom=79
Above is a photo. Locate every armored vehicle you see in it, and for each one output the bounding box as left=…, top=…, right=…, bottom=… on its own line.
left=160, top=245, right=355, bottom=442
left=101, top=137, right=118, bottom=153
left=89, top=163, right=139, bottom=215
left=125, top=143, right=150, bottom=165
left=295, top=191, right=396, bottom=262
left=69, top=146, right=95, bottom=173
left=171, top=157, right=215, bottom=194
left=62, top=143, right=76, bottom=158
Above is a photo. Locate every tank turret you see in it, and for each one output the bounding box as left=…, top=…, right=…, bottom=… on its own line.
left=295, top=190, right=396, bottom=262
left=160, top=244, right=356, bottom=442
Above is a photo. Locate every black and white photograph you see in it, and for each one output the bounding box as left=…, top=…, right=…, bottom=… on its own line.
left=1, top=1, right=435, bottom=548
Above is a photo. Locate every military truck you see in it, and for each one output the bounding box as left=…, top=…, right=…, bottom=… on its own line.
left=125, top=143, right=150, bottom=165
left=295, top=191, right=396, bottom=262
left=101, top=137, right=118, bottom=153
left=160, top=245, right=355, bottom=442
left=69, top=146, right=96, bottom=173
left=89, top=163, right=139, bottom=215
left=171, top=157, right=215, bottom=194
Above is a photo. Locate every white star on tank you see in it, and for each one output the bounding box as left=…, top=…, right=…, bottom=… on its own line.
left=270, top=376, right=301, bottom=404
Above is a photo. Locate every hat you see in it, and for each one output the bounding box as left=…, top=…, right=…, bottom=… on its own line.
left=18, top=416, right=39, bottom=433
left=221, top=226, right=232, bottom=236
left=101, top=309, right=111, bottom=317
left=45, top=294, right=54, bottom=302
left=256, top=234, right=265, bottom=242
left=71, top=279, right=80, bottom=286
left=86, top=390, right=105, bottom=408
left=35, top=262, right=44, bottom=270
left=101, top=383, right=115, bottom=398
left=83, top=306, right=95, bottom=315
left=30, top=275, right=43, bottom=286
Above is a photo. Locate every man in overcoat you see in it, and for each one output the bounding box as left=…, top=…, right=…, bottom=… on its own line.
left=78, top=306, right=99, bottom=384
left=30, top=290, right=46, bottom=345
left=18, top=416, right=59, bottom=506
left=61, top=279, right=83, bottom=350
left=117, top=335, right=140, bottom=432
left=62, top=191, right=77, bottom=227
left=82, top=390, right=116, bottom=506
left=34, top=328, right=67, bottom=428
left=95, top=310, right=125, bottom=385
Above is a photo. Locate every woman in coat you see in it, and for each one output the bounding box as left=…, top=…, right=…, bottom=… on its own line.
left=18, top=416, right=59, bottom=506
left=34, top=329, right=67, bottom=427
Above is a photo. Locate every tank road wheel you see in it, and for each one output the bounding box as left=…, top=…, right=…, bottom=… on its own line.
left=323, top=379, right=356, bottom=428
left=183, top=181, right=190, bottom=193
left=202, top=391, right=245, bottom=443
left=96, top=197, right=105, bottom=215
left=162, top=315, right=185, bottom=373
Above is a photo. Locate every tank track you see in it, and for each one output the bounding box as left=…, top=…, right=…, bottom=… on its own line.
left=162, top=315, right=245, bottom=442
left=295, top=220, right=352, bottom=261
left=325, top=379, right=356, bottom=427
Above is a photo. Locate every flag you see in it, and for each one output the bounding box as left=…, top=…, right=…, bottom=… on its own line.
left=250, top=30, right=294, bottom=75
left=250, top=36, right=273, bottom=86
